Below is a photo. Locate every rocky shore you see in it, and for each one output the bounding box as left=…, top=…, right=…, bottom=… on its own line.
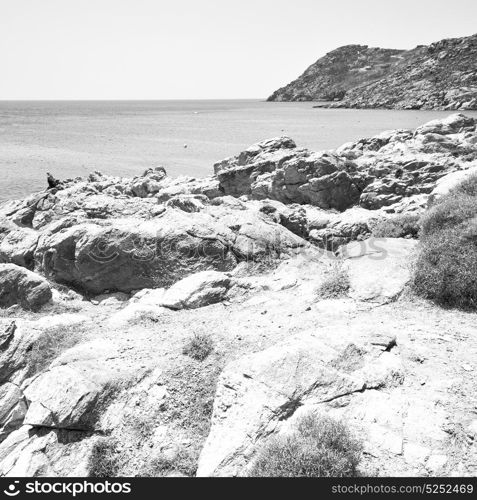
left=268, top=34, right=477, bottom=111
left=0, top=114, right=476, bottom=477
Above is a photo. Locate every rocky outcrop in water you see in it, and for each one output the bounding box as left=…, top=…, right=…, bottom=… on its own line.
left=268, top=33, right=477, bottom=110
left=215, top=113, right=476, bottom=215
left=0, top=114, right=474, bottom=295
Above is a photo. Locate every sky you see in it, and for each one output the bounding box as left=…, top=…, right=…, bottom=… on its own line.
left=1, top=0, right=476, bottom=100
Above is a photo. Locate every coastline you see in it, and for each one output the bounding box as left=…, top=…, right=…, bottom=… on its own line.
left=0, top=113, right=476, bottom=477
left=2, top=100, right=477, bottom=204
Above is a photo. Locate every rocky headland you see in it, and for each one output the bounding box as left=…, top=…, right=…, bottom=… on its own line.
left=0, top=114, right=476, bottom=477
left=268, top=34, right=477, bottom=111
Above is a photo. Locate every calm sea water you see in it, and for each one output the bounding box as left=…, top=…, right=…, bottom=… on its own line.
left=1, top=99, right=476, bottom=203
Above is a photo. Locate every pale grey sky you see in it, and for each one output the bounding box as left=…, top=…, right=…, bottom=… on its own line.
left=1, top=0, right=476, bottom=100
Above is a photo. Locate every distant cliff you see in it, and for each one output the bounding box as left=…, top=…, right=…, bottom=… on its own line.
left=268, top=34, right=477, bottom=110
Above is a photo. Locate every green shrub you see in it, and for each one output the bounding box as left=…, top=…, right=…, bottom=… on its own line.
left=88, top=438, right=122, bottom=477
left=182, top=333, right=214, bottom=361
left=413, top=224, right=477, bottom=309
left=413, top=175, right=477, bottom=310
left=248, top=413, right=362, bottom=477
left=315, top=265, right=350, bottom=299
left=372, top=214, right=421, bottom=238
left=420, top=194, right=477, bottom=236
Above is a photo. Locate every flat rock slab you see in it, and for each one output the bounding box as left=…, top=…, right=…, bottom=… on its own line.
left=23, top=366, right=103, bottom=430
left=161, top=271, right=232, bottom=310
left=197, top=332, right=403, bottom=477
left=340, top=238, right=418, bottom=303
left=22, top=339, right=137, bottom=431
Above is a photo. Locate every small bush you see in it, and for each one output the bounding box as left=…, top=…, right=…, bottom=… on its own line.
left=88, top=438, right=122, bottom=477
left=248, top=413, right=362, bottom=477
left=315, top=265, right=350, bottom=299
left=182, top=333, right=214, bottom=361
left=420, top=194, right=477, bottom=236
left=140, top=448, right=197, bottom=477
left=413, top=224, right=477, bottom=309
left=413, top=175, right=477, bottom=310
left=372, top=214, right=421, bottom=238
left=27, top=325, right=84, bottom=376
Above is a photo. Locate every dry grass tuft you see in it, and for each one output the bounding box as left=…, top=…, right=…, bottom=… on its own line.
left=248, top=413, right=362, bottom=477
left=182, top=332, right=214, bottom=361
left=27, top=324, right=85, bottom=376
left=315, top=264, right=350, bottom=300
left=88, top=437, right=122, bottom=477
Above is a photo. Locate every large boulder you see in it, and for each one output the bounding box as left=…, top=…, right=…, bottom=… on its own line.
left=0, top=340, right=175, bottom=476
left=216, top=138, right=362, bottom=210
left=0, top=315, right=89, bottom=445
left=0, top=264, right=52, bottom=311
left=23, top=365, right=105, bottom=431
left=215, top=137, right=298, bottom=198
left=34, top=210, right=238, bottom=294
left=34, top=207, right=307, bottom=294
left=269, top=152, right=361, bottom=209
left=21, top=337, right=141, bottom=431
left=0, top=222, right=39, bottom=269
left=0, top=365, right=171, bottom=476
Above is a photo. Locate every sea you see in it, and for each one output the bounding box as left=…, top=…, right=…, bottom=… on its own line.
left=1, top=99, right=476, bottom=203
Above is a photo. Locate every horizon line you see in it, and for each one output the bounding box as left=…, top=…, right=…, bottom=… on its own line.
left=0, top=97, right=267, bottom=102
